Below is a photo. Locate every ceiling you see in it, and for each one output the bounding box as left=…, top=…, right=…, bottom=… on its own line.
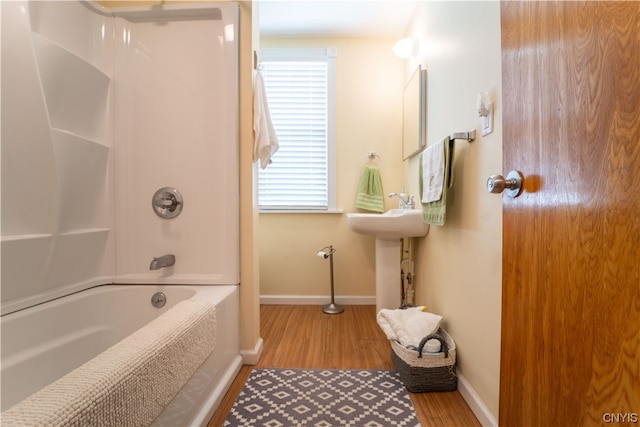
left=259, top=0, right=418, bottom=38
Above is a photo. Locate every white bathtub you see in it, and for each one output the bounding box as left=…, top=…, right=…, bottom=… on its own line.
left=0, top=284, right=242, bottom=426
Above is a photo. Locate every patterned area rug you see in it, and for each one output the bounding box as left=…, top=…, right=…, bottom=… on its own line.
left=223, top=368, right=420, bottom=427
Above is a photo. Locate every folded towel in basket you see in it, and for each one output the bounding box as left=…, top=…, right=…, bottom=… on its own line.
left=377, top=306, right=443, bottom=348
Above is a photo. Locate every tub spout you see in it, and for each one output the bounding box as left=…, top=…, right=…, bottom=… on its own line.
left=150, top=254, right=175, bottom=270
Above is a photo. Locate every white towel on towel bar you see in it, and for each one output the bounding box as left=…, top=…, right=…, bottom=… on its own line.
left=421, top=138, right=445, bottom=203
left=253, top=70, right=279, bottom=169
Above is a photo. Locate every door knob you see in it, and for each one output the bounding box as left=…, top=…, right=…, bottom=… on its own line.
left=487, top=170, right=524, bottom=198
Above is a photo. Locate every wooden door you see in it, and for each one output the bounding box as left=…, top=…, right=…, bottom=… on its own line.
left=499, top=2, right=640, bottom=426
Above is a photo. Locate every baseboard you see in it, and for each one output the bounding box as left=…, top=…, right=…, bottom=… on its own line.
left=457, top=369, right=498, bottom=427
left=240, top=337, right=263, bottom=365
left=260, top=295, right=376, bottom=305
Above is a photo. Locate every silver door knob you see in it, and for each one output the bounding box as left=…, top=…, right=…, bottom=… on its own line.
left=487, top=170, right=524, bottom=198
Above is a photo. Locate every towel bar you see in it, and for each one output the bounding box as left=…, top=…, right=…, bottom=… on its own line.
left=450, top=129, right=476, bottom=143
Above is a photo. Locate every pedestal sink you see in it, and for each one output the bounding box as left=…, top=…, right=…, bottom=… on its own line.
left=346, top=209, right=429, bottom=312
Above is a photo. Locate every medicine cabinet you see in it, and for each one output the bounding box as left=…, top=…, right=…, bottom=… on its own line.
left=402, top=67, right=427, bottom=160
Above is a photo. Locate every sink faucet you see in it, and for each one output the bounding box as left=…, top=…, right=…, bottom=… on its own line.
left=388, top=192, right=415, bottom=210
left=150, top=254, right=175, bottom=270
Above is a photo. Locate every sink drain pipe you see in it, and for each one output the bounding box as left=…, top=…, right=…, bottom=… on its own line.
left=317, top=245, right=344, bottom=314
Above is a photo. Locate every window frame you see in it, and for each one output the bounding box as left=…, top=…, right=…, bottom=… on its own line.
left=257, top=47, right=338, bottom=213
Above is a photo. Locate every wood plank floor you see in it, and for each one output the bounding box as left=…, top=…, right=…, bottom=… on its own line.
left=208, top=305, right=481, bottom=426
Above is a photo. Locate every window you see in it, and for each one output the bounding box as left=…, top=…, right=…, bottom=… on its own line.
left=258, top=48, right=337, bottom=211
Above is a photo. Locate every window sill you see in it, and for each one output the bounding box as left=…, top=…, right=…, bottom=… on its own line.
left=259, top=209, right=344, bottom=214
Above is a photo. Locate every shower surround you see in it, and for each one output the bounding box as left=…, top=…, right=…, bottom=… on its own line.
left=1, top=0, right=239, bottom=310
left=112, top=3, right=239, bottom=287
left=1, top=0, right=240, bottom=424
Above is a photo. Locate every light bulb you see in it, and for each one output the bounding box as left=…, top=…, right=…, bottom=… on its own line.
left=392, top=38, right=417, bottom=59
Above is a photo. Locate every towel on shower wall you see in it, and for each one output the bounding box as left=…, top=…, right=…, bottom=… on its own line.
left=377, top=306, right=443, bottom=348
left=420, top=137, right=454, bottom=225
left=253, top=70, right=279, bottom=169
left=355, top=165, right=385, bottom=212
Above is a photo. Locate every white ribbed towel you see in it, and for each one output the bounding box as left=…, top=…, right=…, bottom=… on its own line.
left=253, top=70, right=279, bottom=169
left=421, top=138, right=445, bottom=203
left=1, top=300, right=216, bottom=427
left=377, top=306, right=443, bottom=348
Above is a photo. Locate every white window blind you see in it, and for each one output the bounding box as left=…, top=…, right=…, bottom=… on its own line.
left=258, top=48, right=336, bottom=211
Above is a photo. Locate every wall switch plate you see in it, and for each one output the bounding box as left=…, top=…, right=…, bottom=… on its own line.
left=481, top=103, right=493, bottom=136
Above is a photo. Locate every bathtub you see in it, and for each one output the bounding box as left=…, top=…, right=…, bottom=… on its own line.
left=0, top=284, right=242, bottom=426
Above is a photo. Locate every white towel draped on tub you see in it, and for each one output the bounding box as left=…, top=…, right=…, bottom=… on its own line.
left=253, top=70, right=279, bottom=169
left=1, top=300, right=216, bottom=427
left=377, top=306, right=443, bottom=348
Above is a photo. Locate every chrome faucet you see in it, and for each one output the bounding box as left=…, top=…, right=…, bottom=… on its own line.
left=150, top=254, right=175, bottom=270
left=388, top=192, right=415, bottom=210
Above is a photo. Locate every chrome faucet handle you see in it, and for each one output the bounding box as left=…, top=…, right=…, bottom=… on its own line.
left=388, top=192, right=415, bottom=209
left=407, top=195, right=415, bottom=209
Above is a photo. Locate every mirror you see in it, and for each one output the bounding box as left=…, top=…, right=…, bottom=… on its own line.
left=402, top=67, right=427, bottom=160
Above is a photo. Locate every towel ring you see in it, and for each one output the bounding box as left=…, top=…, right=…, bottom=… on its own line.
left=366, top=151, right=382, bottom=166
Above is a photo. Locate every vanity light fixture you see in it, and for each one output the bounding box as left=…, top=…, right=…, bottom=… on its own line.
left=392, top=37, right=418, bottom=59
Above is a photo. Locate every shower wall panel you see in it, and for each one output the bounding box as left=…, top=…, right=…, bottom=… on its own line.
left=0, top=1, right=239, bottom=315
left=112, top=4, right=239, bottom=285
left=1, top=1, right=115, bottom=315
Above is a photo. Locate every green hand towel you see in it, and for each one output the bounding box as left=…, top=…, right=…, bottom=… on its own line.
left=355, top=165, right=384, bottom=213
left=420, top=137, right=454, bottom=225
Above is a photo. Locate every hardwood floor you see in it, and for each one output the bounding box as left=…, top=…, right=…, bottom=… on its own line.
left=208, top=305, right=481, bottom=426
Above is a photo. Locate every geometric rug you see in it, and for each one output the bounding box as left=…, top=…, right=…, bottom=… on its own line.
left=223, top=368, right=420, bottom=426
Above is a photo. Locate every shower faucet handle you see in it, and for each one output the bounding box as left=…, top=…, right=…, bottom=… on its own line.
left=154, top=198, right=175, bottom=208
left=152, top=187, right=183, bottom=219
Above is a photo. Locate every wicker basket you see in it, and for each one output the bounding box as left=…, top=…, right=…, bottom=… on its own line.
left=390, top=328, right=457, bottom=392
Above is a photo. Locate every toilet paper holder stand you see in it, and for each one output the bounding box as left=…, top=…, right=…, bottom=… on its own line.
left=317, top=245, right=344, bottom=314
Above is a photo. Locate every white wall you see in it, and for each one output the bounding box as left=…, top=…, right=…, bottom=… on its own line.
left=403, top=2, right=503, bottom=422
